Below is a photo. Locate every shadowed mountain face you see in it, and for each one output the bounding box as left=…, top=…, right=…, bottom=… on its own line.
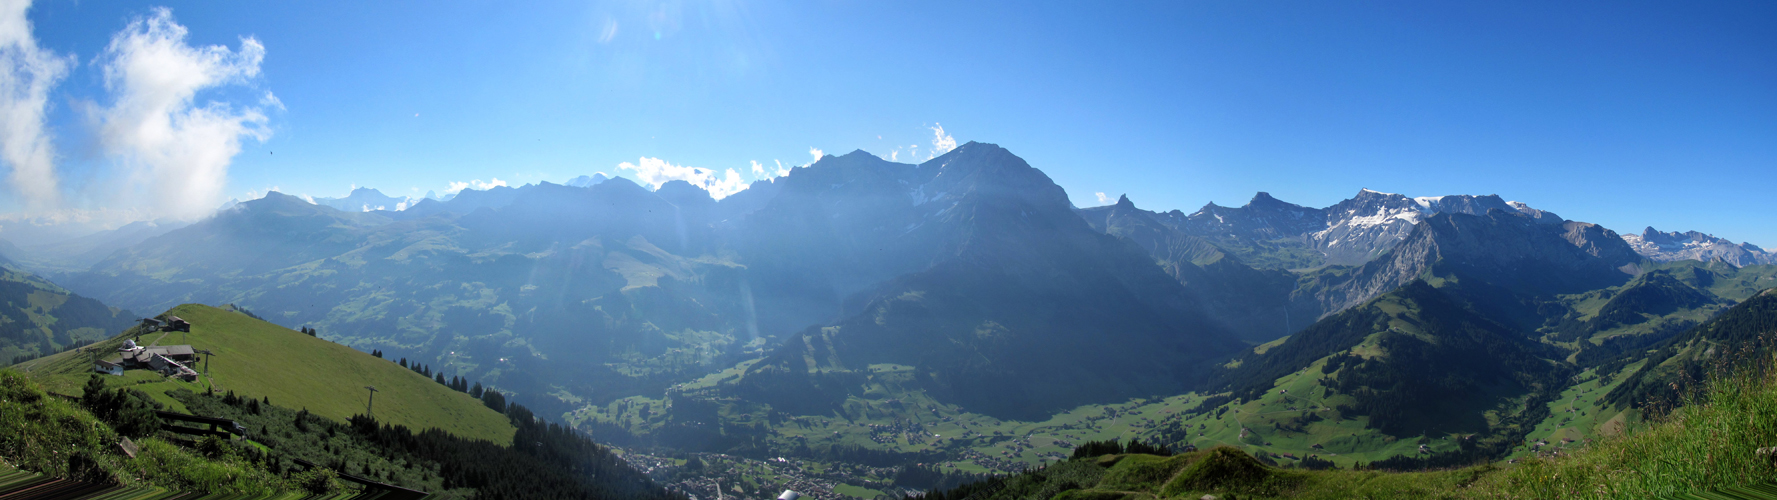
left=1295, top=210, right=1644, bottom=322
left=737, top=145, right=1243, bottom=419
left=0, top=264, right=136, bottom=363
left=59, top=142, right=1246, bottom=419
left=1077, top=196, right=1305, bottom=343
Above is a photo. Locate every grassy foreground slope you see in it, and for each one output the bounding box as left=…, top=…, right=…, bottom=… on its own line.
left=929, top=362, right=1777, bottom=500
left=922, top=293, right=1777, bottom=500
left=0, top=370, right=302, bottom=496
left=13, top=304, right=515, bottom=444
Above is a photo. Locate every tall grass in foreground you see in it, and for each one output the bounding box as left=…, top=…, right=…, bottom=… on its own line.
left=0, top=369, right=300, bottom=495
left=1463, top=350, right=1777, bottom=499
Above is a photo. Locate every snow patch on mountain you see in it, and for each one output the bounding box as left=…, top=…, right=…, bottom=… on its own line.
left=1174, top=189, right=1568, bottom=268
left=565, top=173, right=609, bottom=188
left=1621, top=227, right=1776, bottom=267
left=313, top=188, right=418, bottom=213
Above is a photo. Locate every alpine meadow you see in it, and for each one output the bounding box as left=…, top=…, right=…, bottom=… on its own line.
left=2, top=1, right=1775, bottom=499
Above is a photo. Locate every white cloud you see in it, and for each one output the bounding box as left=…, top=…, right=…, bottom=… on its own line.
left=708, top=168, right=746, bottom=198
left=808, top=147, right=823, bottom=165
left=0, top=0, right=72, bottom=210
left=445, top=178, right=507, bottom=194
left=616, top=157, right=748, bottom=199
left=91, top=7, right=273, bottom=220
left=929, top=123, right=957, bottom=158
left=750, top=160, right=765, bottom=178
left=772, top=159, right=789, bottom=177
left=1095, top=192, right=1112, bottom=205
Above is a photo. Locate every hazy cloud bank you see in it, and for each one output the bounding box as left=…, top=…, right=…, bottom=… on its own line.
left=0, top=0, right=71, bottom=210
left=0, top=3, right=272, bottom=232
left=91, top=7, right=274, bottom=220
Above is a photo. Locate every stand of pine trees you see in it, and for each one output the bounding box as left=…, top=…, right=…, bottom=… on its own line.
left=1068, top=438, right=1171, bottom=459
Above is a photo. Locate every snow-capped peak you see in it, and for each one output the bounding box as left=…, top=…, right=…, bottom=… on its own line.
left=1621, top=227, right=1775, bottom=267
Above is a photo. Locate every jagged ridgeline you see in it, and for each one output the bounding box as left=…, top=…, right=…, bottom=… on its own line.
left=60, top=143, right=1253, bottom=422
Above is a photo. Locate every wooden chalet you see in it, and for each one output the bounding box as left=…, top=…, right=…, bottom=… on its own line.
left=160, top=316, right=191, bottom=332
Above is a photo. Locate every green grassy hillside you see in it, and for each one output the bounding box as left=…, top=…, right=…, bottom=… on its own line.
left=11, top=304, right=514, bottom=444
left=1603, top=286, right=1777, bottom=411
left=918, top=343, right=1777, bottom=500
left=1181, top=281, right=1571, bottom=469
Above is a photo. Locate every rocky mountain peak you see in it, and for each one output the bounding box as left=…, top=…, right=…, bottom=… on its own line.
left=655, top=180, right=716, bottom=207
left=565, top=173, right=609, bottom=188
left=1621, top=226, right=1775, bottom=267
left=1249, top=191, right=1287, bottom=206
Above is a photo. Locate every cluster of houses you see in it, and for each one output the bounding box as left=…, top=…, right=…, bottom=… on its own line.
left=92, top=316, right=200, bottom=381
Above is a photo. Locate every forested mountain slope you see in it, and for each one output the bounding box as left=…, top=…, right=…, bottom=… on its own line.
left=0, top=263, right=135, bottom=364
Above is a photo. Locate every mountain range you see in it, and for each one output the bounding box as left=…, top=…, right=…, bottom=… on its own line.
left=7, top=141, right=1774, bottom=474
left=1622, top=226, right=1777, bottom=267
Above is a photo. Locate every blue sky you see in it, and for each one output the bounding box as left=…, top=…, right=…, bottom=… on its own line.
left=4, top=0, right=1775, bottom=246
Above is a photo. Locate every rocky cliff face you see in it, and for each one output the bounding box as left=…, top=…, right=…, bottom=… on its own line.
left=1078, top=195, right=1308, bottom=343
left=1621, top=227, right=1776, bottom=267
left=1312, top=190, right=1565, bottom=266
left=1163, top=189, right=1564, bottom=270
left=1297, top=210, right=1643, bottom=317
